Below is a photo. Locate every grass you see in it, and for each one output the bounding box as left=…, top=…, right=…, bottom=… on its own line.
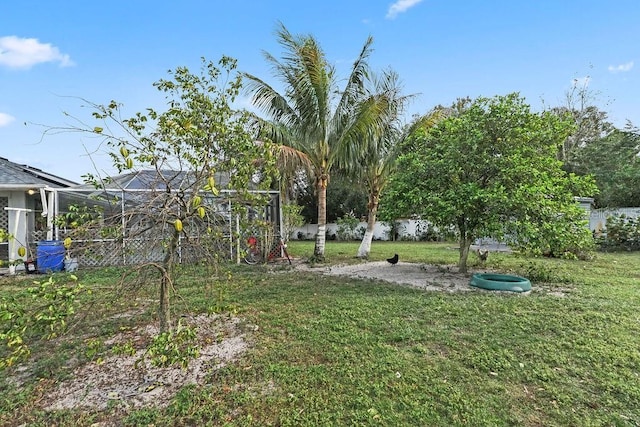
left=1, top=241, right=640, bottom=426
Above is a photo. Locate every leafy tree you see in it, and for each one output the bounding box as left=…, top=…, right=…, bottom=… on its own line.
left=550, top=81, right=638, bottom=207
left=552, top=79, right=613, bottom=172
left=59, top=57, right=274, bottom=331
left=382, top=93, right=597, bottom=272
left=574, top=124, right=640, bottom=207
left=244, top=23, right=395, bottom=260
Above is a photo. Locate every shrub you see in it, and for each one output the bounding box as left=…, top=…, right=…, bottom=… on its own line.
left=282, top=203, right=304, bottom=242
left=336, top=212, right=360, bottom=241
left=0, top=276, right=87, bottom=369
left=598, top=214, right=640, bottom=251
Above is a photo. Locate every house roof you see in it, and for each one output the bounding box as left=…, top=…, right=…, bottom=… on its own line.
left=77, top=169, right=233, bottom=191
left=0, top=157, right=78, bottom=190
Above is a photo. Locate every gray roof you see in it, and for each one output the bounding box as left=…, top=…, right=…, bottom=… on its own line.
left=77, top=169, right=232, bottom=191
left=0, top=157, right=78, bottom=189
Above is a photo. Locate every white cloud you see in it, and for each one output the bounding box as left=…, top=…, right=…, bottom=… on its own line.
left=608, top=61, right=634, bottom=73
left=572, top=76, right=591, bottom=88
left=0, top=36, right=74, bottom=69
left=386, top=0, right=424, bottom=19
left=0, top=112, right=15, bottom=127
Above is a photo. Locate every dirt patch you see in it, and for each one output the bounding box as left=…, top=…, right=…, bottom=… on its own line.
left=42, top=314, right=253, bottom=412
left=295, top=260, right=486, bottom=292
left=297, top=259, right=572, bottom=297
left=322, top=261, right=477, bottom=292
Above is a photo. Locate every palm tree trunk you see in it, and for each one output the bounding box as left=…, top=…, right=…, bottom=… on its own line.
left=313, top=175, right=328, bottom=260
left=357, top=191, right=379, bottom=258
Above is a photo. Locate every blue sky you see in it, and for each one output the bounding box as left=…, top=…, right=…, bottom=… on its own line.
left=1, top=0, right=638, bottom=182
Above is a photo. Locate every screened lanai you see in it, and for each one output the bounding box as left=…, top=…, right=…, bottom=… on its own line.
left=30, top=170, right=282, bottom=268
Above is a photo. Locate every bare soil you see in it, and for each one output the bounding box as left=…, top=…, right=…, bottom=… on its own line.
left=40, top=314, right=253, bottom=412
left=312, top=260, right=479, bottom=292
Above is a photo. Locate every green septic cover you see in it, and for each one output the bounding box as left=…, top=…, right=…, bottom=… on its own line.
left=470, top=273, right=532, bottom=293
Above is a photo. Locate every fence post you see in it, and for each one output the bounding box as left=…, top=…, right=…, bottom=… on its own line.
left=236, top=214, right=240, bottom=264
left=121, top=190, right=126, bottom=266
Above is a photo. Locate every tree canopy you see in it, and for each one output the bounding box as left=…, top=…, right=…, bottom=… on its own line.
left=574, top=124, right=640, bottom=207
left=70, top=57, right=275, bottom=330
left=382, top=93, right=598, bottom=271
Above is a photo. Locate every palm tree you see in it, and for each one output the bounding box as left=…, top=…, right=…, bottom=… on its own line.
left=341, top=69, right=411, bottom=258
left=353, top=126, right=400, bottom=258
left=354, top=105, right=456, bottom=258
left=244, top=23, right=390, bottom=260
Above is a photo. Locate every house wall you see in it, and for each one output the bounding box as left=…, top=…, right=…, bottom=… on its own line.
left=0, top=196, right=7, bottom=260
left=0, top=190, right=29, bottom=263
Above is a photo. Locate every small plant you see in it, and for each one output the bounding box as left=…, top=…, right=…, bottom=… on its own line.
left=85, top=338, right=105, bottom=364
left=138, top=320, right=200, bottom=369
left=112, top=340, right=137, bottom=357
left=517, top=260, right=570, bottom=283
left=415, top=221, right=439, bottom=241
left=208, top=285, right=238, bottom=315
left=383, top=220, right=405, bottom=241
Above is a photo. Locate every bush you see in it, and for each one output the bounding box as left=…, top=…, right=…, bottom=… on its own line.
left=383, top=221, right=405, bottom=241
left=598, top=214, right=640, bottom=251
left=282, top=203, right=304, bottom=242
left=336, top=212, right=360, bottom=241
left=414, top=221, right=457, bottom=242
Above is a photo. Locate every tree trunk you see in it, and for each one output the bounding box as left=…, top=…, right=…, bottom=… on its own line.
left=313, top=174, right=328, bottom=260
left=159, top=270, right=171, bottom=332
left=158, top=228, right=179, bottom=332
left=458, top=233, right=474, bottom=274
left=357, top=191, right=379, bottom=258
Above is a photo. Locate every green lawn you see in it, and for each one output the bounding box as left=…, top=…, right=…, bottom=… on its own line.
left=2, top=241, right=640, bottom=426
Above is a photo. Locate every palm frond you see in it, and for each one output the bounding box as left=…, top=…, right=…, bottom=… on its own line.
left=243, top=73, right=300, bottom=128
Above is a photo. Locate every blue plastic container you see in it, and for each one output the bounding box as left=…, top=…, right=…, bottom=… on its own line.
left=37, top=240, right=65, bottom=273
